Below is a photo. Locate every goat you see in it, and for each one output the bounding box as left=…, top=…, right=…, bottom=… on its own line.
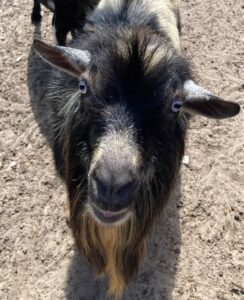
left=31, top=0, right=99, bottom=45
left=28, top=0, right=240, bottom=297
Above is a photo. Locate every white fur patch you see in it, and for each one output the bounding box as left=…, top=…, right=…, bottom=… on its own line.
left=97, top=0, right=180, bottom=50
left=184, top=80, right=212, bottom=100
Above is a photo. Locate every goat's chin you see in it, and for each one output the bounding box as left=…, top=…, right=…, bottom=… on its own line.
left=86, top=203, right=133, bottom=227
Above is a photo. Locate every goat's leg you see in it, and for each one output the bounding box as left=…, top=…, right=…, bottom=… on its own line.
left=31, top=0, right=42, bottom=25
left=52, top=14, right=69, bottom=46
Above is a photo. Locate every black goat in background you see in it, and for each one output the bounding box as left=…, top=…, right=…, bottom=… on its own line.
left=31, top=0, right=99, bottom=45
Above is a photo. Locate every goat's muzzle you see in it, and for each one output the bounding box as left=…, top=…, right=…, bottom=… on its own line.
left=88, top=160, right=137, bottom=225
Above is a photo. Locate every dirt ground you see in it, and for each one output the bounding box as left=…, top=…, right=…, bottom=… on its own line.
left=0, top=0, right=243, bottom=299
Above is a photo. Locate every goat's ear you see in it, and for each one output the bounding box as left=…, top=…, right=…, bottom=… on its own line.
left=182, top=80, right=240, bottom=119
left=33, top=39, right=91, bottom=78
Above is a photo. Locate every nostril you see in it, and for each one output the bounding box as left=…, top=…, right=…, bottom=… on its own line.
left=115, top=180, right=136, bottom=198
left=93, top=175, right=108, bottom=199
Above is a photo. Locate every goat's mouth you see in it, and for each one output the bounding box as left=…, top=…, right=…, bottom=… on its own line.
left=88, top=204, right=132, bottom=226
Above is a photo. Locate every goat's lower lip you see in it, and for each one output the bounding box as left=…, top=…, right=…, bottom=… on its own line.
left=91, top=205, right=129, bottom=224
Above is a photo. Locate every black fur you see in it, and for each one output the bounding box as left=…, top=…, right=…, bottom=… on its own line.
left=31, top=0, right=42, bottom=24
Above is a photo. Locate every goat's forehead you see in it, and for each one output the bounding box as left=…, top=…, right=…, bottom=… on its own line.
left=89, top=45, right=180, bottom=93
left=87, top=29, right=175, bottom=70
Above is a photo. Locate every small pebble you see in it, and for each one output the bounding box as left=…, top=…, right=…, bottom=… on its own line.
left=43, top=206, right=49, bottom=216
left=182, top=155, right=190, bottom=166
left=10, top=161, right=17, bottom=168
left=16, top=56, right=22, bottom=62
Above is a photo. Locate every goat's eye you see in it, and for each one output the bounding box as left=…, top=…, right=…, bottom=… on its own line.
left=79, top=80, right=88, bottom=94
left=171, top=99, right=183, bottom=112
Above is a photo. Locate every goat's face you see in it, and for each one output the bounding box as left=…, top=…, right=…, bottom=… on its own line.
left=34, top=30, right=239, bottom=228
left=62, top=32, right=192, bottom=226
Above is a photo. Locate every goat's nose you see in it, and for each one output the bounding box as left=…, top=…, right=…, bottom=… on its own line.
left=89, top=167, right=136, bottom=211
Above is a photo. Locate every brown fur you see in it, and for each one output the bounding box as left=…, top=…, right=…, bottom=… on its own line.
left=70, top=206, right=146, bottom=298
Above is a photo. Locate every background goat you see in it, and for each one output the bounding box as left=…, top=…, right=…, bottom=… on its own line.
left=31, top=0, right=99, bottom=45
left=28, top=0, right=240, bottom=297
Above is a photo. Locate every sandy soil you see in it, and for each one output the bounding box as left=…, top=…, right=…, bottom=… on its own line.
left=0, top=0, right=243, bottom=299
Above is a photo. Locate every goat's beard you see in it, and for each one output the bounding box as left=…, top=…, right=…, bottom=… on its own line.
left=69, top=187, right=149, bottom=298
